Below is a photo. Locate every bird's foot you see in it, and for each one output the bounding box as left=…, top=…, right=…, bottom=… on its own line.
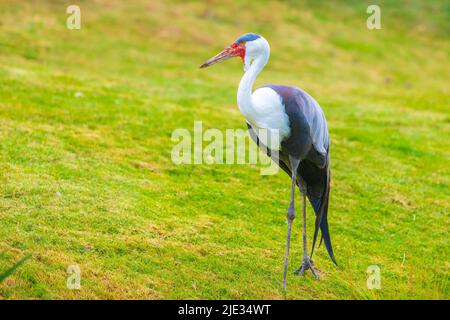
left=294, top=256, right=319, bottom=279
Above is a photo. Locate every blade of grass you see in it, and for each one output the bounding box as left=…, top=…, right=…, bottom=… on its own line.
left=0, top=254, right=32, bottom=283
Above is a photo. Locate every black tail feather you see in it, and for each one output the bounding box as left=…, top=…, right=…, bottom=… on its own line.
left=308, top=163, right=337, bottom=265
left=318, top=204, right=337, bottom=265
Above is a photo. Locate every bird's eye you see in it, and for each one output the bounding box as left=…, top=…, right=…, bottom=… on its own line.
left=240, top=41, right=246, bottom=46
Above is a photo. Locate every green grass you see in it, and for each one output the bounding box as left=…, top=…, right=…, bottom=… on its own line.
left=0, top=255, right=31, bottom=283
left=0, top=0, right=448, bottom=299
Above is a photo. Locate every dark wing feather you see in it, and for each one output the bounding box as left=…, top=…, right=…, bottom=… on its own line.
left=247, top=122, right=292, bottom=176
left=300, top=150, right=336, bottom=265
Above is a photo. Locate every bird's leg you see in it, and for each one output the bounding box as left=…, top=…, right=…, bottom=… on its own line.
left=282, top=156, right=300, bottom=290
left=294, top=182, right=319, bottom=279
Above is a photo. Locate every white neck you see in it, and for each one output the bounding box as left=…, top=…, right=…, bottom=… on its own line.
left=237, top=52, right=269, bottom=121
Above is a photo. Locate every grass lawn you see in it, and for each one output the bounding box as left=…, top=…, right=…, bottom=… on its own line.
left=0, top=0, right=448, bottom=299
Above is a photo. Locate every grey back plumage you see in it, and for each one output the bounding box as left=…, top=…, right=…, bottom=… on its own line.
left=262, top=85, right=329, bottom=160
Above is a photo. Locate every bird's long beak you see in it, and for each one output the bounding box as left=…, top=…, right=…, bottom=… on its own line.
left=200, top=46, right=234, bottom=68
left=200, top=43, right=244, bottom=68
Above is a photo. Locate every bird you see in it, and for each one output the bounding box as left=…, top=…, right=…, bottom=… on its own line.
left=200, top=33, right=336, bottom=289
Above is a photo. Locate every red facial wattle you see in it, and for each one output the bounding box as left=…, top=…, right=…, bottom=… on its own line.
left=230, top=42, right=246, bottom=62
